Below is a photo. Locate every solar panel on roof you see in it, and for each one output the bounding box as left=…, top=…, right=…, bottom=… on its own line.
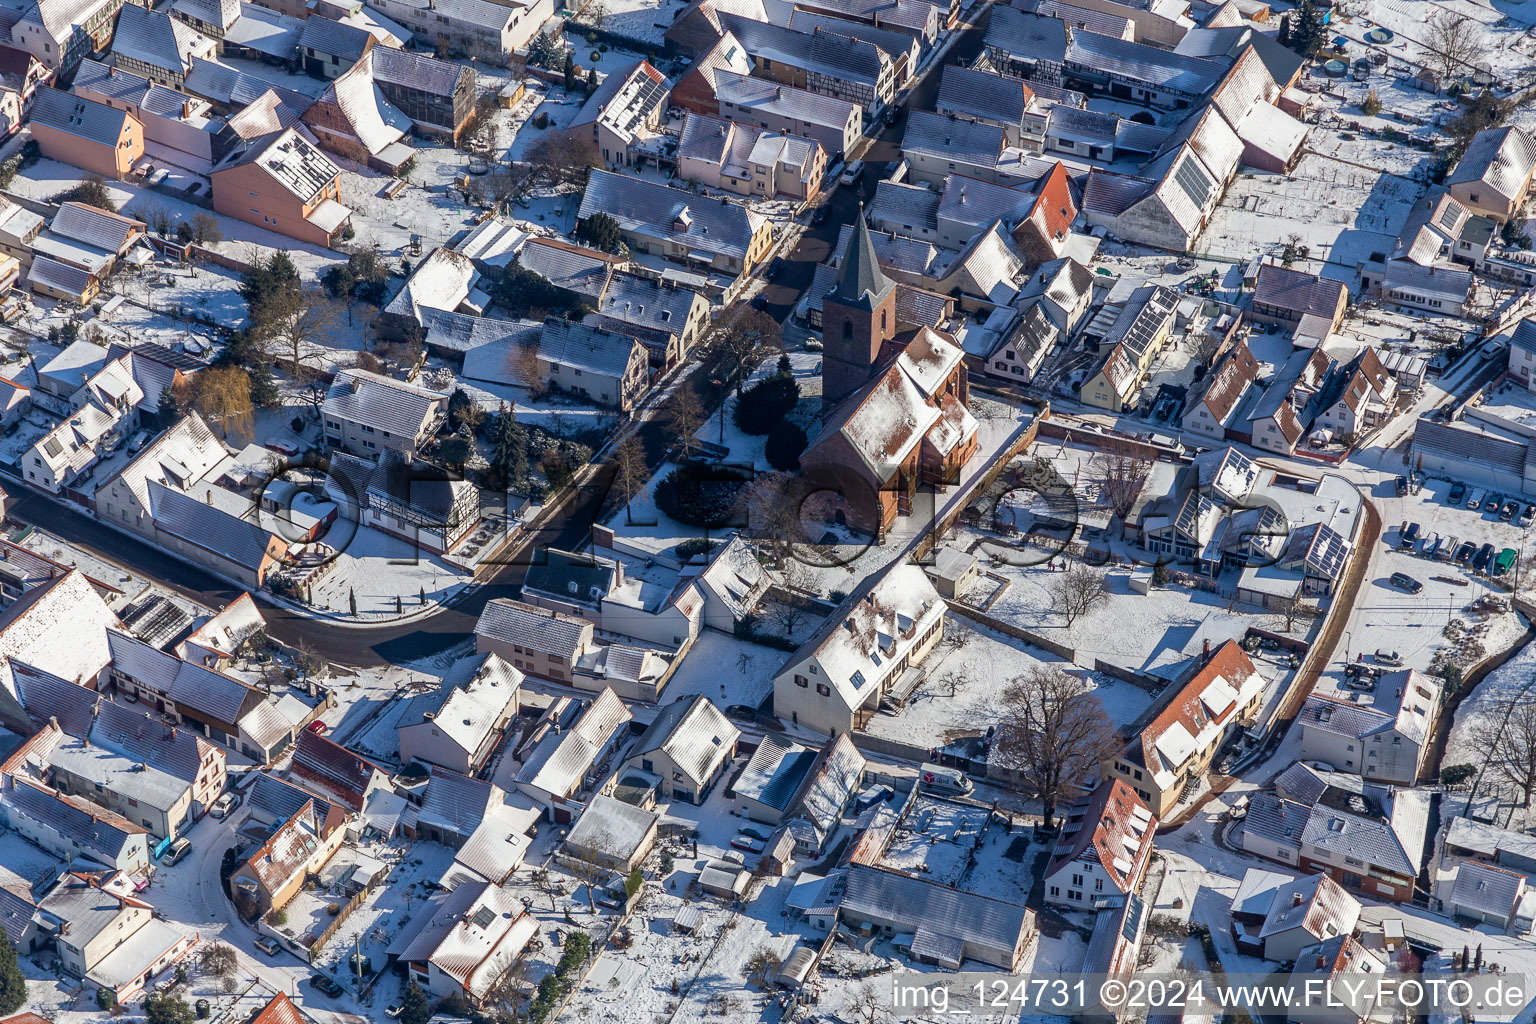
left=1172, top=156, right=1213, bottom=209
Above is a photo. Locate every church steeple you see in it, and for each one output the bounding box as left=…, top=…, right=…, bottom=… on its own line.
left=828, top=208, right=895, bottom=313
left=820, top=207, right=899, bottom=409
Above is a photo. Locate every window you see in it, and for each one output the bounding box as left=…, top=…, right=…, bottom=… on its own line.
left=816, top=682, right=830, bottom=695
left=1071, top=873, right=1083, bottom=886
left=794, top=674, right=808, bottom=687
left=1049, top=886, right=1059, bottom=896
left=1067, top=890, right=1081, bottom=901
left=1094, top=878, right=1103, bottom=891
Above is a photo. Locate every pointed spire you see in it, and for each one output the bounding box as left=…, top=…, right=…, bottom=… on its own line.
left=828, top=206, right=894, bottom=313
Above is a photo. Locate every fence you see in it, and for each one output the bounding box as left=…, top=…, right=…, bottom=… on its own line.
left=1093, top=658, right=1166, bottom=694
left=944, top=600, right=1077, bottom=664
left=309, top=880, right=374, bottom=958
left=848, top=730, right=932, bottom=764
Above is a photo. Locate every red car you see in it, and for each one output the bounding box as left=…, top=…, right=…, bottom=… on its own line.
left=306, top=721, right=328, bottom=735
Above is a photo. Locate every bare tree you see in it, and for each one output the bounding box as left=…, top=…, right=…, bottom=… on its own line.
left=664, top=387, right=705, bottom=461
left=772, top=561, right=812, bottom=637
left=1270, top=592, right=1312, bottom=634
left=744, top=947, right=781, bottom=988
left=612, top=435, right=647, bottom=524
left=525, top=133, right=600, bottom=187
left=512, top=341, right=546, bottom=398
left=851, top=983, right=885, bottom=1024
left=1425, top=10, right=1483, bottom=81
left=255, top=285, right=344, bottom=383
left=1474, top=698, right=1536, bottom=807
left=994, top=664, right=1122, bottom=828
left=740, top=472, right=803, bottom=562
left=1093, top=445, right=1152, bottom=520
left=566, top=848, right=612, bottom=913
left=197, top=942, right=238, bottom=978
left=934, top=620, right=975, bottom=660
left=1049, top=562, right=1108, bottom=627
left=190, top=211, right=223, bottom=246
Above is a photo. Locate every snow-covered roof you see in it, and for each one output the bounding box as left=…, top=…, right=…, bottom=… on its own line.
left=476, top=599, right=590, bottom=660
left=1047, top=779, right=1156, bottom=894
left=537, top=318, right=645, bottom=380
left=1449, top=860, right=1525, bottom=920
left=577, top=168, right=767, bottom=264
left=840, top=864, right=1033, bottom=966
left=403, top=651, right=522, bottom=763
left=111, top=3, right=210, bottom=76
left=631, top=695, right=738, bottom=790
left=712, top=69, right=856, bottom=131
left=937, top=62, right=1031, bottom=127
left=1447, top=125, right=1536, bottom=206
left=735, top=734, right=816, bottom=811
left=310, top=52, right=412, bottom=158
left=515, top=686, right=631, bottom=798
left=214, top=127, right=339, bottom=203
left=792, top=732, right=865, bottom=846
left=566, top=793, right=659, bottom=862
left=1258, top=872, right=1359, bottom=942
left=322, top=366, right=444, bottom=439
left=0, top=570, right=120, bottom=690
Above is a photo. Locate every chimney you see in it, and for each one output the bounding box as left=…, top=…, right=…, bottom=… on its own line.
left=1202, top=638, right=1211, bottom=661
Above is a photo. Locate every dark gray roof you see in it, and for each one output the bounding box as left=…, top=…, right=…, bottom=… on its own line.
left=713, top=70, right=858, bottom=131
left=829, top=212, right=895, bottom=312
left=841, top=864, right=1032, bottom=959
left=577, top=168, right=763, bottom=263
left=420, top=307, right=540, bottom=355
left=1082, top=168, right=1156, bottom=215
left=183, top=56, right=314, bottom=112
left=787, top=10, right=916, bottom=64
left=476, top=599, right=588, bottom=659
left=72, top=57, right=152, bottom=105
left=537, top=318, right=643, bottom=379
left=518, top=239, right=613, bottom=299
left=6, top=779, right=142, bottom=861
left=416, top=765, right=493, bottom=837
left=30, top=87, right=132, bottom=146
left=148, top=481, right=277, bottom=572
left=298, top=16, right=372, bottom=61
left=370, top=45, right=470, bottom=97
left=169, top=659, right=260, bottom=725
left=596, top=272, right=701, bottom=337
left=735, top=734, right=817, bottom=811
left=92, top=699, right=203, bottom=782
left=522, top=548, right=617, bottom=608
left=718, top=13, right=889, bottom=89
left=0, top=888, right=35, bottom=945
left=12, top=660, right=97, bottom=736
left=248, top=772, right=330, bottom=822
left=937, top=64, right=1028, bottom=126
left=322, top=368, right=444, bottom=439
left=1068, top=30, right=1227, bottom=96
left=868, top=179, right=939, bottom=235
left=111, top=4, right=198, bottom=76
left=365, top=452, right=476, bottom=524
left=984, top=6, right=1068, bottom=64
left=904, top=109, right=1004, bottom=167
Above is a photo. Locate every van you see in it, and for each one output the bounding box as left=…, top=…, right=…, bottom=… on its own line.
left=1438, top=536, right=1457, bottom=562
left=1468, top=488, right=1486, bottom=511
left=919, top=763, right=973, bottom=795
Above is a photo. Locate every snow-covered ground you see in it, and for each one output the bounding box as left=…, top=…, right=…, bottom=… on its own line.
left=300, top=525, right=475, bottom=620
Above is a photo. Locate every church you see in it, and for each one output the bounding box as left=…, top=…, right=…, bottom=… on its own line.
left=799, top=212, right=980, bottom=538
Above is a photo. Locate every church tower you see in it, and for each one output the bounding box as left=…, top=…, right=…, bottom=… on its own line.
left=821, top=210, right=897, bottom=408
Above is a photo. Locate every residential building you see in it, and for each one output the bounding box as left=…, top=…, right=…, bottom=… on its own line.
left=679, top=533, right=771, bottom=632
left=1251, top=262, right=1350, bottom=333
left=147, top=481, right=288, bottom=587
left=1044, top=780, right=1157, bottom=911
left=625, top=695, right=739, bottom=804
left=300, top=52, right=414, bottom=173
left=393, top=881, right=539, bottom=1005
left=321, top=367, right=447, bottom=457
left=178, top=591, right=266, bottom=666
left=360, top=0, right=551, bottom=59
left=326, top=450, right=479, bottom=554
left=562, top=793, right=659, bottom=872
left=1079, top=284, right=1178, bottom=411
left=670, top=27, right=753, bottom=114
left=1296, top=671, right=1438, bottom=786
left=476, top=599, right=594, bottom=686
left=983, top=300, right=1057, bottom=384
left=718, top=14, right=895, bottom=115
left=570, top=58, right=670, bottom=169
left=665, top=0, right=768, bottom=56
left=1231, top=868, right=1362, bottom=962
left=535, top=318, right=651, bottom=412
left=1446, top=125, right=1536, bottom=224
left=1284, top=935, right=1390, bottom=1024
left=577, top=168, right=774, bottom=276
left=1240, top=774, right=1428, bottom=902
left=296, top=15, right=371, bottom=78
left=29, top=86, right=142, bottom=178
left=1109, top=640, right=1265, bottom=815
left=1359, top=188, right=1478, bottom=316
left=774, top=563, right=946, bottom=735
left=1445, top=861, right=1530, bottom=931
left=1182, top=339, right=1258, bottom=445
left=0, top=776, right=148, bottom=874
left=901, top=110, right=1040, bottom=189
left=733, top=734, right=817, bottom=824
left=38, top=872, right=196, bottom=1002
left=375, top=246, right=483, bottom=340
left=513, top=687, right=631, bottom=820
left=210, top=127, right=351, bottom=246
left=587, top=271, right=712, bottom=370
left=288, top=728, right=390, bottom=811
left=370, top=46, right=474, bottom=140
left=10, top=0, right=124, bottom=72
left=835, top=864, right=1036, bottom=970
left=110, top=3, right=215, bottom=86
left=936, top=63, right=1044, bottom=151
left=514, top=236, right=618, bottom=300
left=783, top=732, right=865, bottom=856
left=677, top=112, right=826, bottom=202
left=71, top=60, right=219, bottom=167
left=713, top=68, right=861, bottom=160
left=95, top=413, right=229, bottom=539
left=0, top=569, right=119, bottom=692
left=398, top=651, right=522, bottom=774
left=229, top=797, right=345, bottom=918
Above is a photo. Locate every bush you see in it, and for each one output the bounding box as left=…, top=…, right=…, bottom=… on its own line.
left=1442, top=763, right=1476, bottom=788
left=1360, top=89, right=1382, bottom=116
left=654, top=460, right=750, bottom=529
left=764, top=419, right=807, bottom=471
left=674, top=537, right=719, bottom=560
left=591, top=49, right=601, bottom=61
left=733, top=374, right=800, bottom=434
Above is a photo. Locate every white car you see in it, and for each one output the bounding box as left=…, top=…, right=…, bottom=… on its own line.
left=210, top=792, right=240, bottom=819
left=839, top=160, right=864, bottom=186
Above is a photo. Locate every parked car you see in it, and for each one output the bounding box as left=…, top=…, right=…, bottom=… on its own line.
left=1229, top=795, right=1250, bottom=820
left=1455, top=541, right=1476, bottom=564
left=1394, top=475, right=1408, bottom=497
left=1388, top=572, right=1423, bottom=593
left=839, top=160, right=864, bottom=186
left=767, top=256, right=784, bottom=279
left=1502, top=500, right=1519, bottom=522
left=1439, top=535, right=1458, bottom=562
left=1487, top=493, right=1504, bottom=515
left=210, top=792, right=240, bottom=819
left=1449, top=481, right=1466, bottom=505
left=738, top=826, right=771, bottom=842
left=163, top=838, right=192, bottom=865
left=310, top=976, right=344, bottom=999
left=254, top=936, right=281, bottom=957
left=1421, top=534, right=1440, bottom=559
left=1494, top=547, right=1517, bottom=577
left=1375, top=649, right=1402, bottom=665
left=306, top=720, right=327, bottom=734
left=750, top=293, right=769, bottom=312
left=385, top=1004, right=404, bottom=1019
left=812, top=206, right=828, bottom=225
left=1398, top=522, right=1420, bottom=549
left=1474, top=543, right=1495, bottom=572
left=730, top=835, right=765, bottom=853
left=1345, top=677, right=1375, bottom=692
left=1523, top=504, right=1536, bottom=528
left=721, top=849, right=747, bottom=865
left=1467, top=488, right=1486, bottom=511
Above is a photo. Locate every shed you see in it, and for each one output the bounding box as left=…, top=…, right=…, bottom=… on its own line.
left=926, top=546, right=979, bottom=598
left=673, top=904, right=702, bottom=932
left=699, top=861, right=750, bottom=898
left=777, top=947, right=816, bottom=988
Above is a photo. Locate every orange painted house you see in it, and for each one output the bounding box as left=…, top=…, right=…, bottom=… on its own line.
left=210, top=127, right=350, bottom=248
left=29, top=86, right=141, bottom=178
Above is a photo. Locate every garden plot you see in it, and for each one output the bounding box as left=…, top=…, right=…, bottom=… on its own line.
left=569, top=0, right=692, bottom=47
left=857, top=620, right=1154, bottom=751
left=1202, top=154, right=1423, bottom=270
left=875, top=795, right=992, bottom=886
